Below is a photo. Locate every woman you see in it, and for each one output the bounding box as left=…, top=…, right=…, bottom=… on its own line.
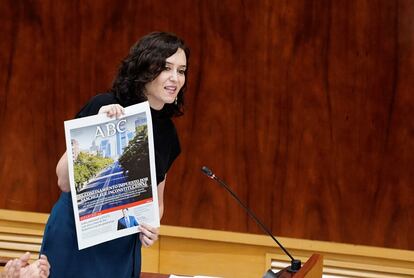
left=40, top=32, right=190, bottom=278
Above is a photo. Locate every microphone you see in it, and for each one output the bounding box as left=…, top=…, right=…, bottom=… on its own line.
left=201, top=166, right=301, bottom=277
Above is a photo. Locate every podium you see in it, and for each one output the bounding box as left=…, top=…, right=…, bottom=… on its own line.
left=141, top=273, right=169, bottom=278
left=141, top=254, right=323, bottom=278
left=264, top=254, right=323, bottom=278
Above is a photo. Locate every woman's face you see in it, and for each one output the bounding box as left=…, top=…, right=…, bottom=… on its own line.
left=145, top=48, right=187, bottom=110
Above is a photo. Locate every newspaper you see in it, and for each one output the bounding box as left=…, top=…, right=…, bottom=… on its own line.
left=64, top=101, right=159, bottom=249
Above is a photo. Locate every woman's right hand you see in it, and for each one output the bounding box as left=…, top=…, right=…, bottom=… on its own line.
left=98, top=104, right=125, bottom=118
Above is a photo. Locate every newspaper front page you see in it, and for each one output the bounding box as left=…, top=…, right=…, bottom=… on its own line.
left=64, top=101, right=159, bottom=249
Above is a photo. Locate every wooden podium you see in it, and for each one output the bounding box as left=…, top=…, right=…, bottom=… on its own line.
left=141, top=254, right=323, bottom=278
left=141, top=273, right=169, bottom=278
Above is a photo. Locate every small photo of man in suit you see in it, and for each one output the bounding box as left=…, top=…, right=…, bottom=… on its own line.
left=117, top=208, right=139, bottom=230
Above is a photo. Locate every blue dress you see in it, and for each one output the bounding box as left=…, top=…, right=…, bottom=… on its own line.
left=41, top=93, right=180, bottom=278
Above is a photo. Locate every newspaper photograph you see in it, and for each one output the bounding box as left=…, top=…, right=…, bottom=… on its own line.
left=64, top=101, right=159, bottom=249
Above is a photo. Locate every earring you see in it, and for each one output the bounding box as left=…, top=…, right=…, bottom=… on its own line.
left=174, top=97, right=178, bottom=105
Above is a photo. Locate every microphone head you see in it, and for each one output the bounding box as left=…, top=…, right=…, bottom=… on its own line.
left=288, top=259, right=302, bottom=272
left=201, top=166, right=214, bottom=178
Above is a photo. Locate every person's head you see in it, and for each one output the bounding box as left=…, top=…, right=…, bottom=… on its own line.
left=112, top=31, right=190, bottom=117
left=122, top=208, right=129, bottom=218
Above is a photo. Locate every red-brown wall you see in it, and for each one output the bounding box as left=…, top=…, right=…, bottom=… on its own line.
left=1, top=0, right=413, bottom=250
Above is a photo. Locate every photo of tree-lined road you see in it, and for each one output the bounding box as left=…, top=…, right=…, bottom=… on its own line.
left=69, top=114, right=152, bottom=217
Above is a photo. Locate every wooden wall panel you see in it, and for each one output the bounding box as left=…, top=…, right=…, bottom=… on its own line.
left=0, top=0, right=413, bottom=250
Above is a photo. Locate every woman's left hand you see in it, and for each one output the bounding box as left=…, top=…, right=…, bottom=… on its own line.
left=139, top=223, right=159, bottom=247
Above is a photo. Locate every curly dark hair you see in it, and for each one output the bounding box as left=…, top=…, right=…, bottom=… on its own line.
left=111, top=31, right=190, bottom=117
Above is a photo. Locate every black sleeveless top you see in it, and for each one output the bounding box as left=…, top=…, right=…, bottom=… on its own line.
left=75, top=92, right=181, bottom=184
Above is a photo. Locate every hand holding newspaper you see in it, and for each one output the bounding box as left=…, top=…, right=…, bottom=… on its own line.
left=64, top=101, right=159, bottom=249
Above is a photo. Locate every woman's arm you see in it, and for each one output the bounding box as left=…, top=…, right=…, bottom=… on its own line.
left=157, top=178, right=166, bottom=219
left=56, top=152, right=70, bottom=192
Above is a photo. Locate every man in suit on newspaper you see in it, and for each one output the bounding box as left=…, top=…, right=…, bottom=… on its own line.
left=117, top=208, right=139, bottom=230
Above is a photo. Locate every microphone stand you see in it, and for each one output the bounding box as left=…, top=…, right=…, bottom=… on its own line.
left=201, top=166, right=301, bottom=277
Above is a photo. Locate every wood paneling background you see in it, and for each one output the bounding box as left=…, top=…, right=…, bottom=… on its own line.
left=1, top=0, right=413, bottom=250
